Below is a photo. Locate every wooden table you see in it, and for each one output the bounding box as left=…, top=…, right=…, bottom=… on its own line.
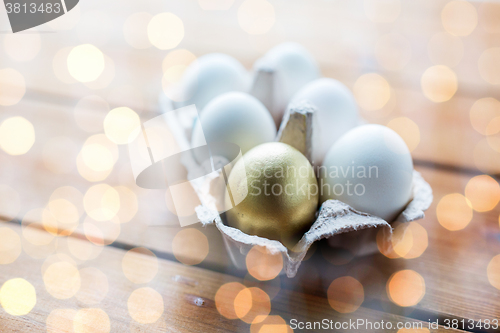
left=1, top=0, right=500, bottom=332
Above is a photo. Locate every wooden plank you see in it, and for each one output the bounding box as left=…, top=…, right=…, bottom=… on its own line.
left=1, top=98, right=500, bottom=323
left=0, top=222, right=464, bottom=333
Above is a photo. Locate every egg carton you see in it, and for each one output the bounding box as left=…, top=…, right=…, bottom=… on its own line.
left=159, top=67, right=433, bottom=278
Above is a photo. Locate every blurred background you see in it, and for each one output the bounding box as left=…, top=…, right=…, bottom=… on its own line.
left=1, top=0, right=500, bottom=332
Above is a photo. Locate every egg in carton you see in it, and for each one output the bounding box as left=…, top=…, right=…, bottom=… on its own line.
left=157, top=48, right=433, bottom=278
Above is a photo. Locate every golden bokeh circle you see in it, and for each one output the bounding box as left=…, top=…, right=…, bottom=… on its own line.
left=238, top=287, right=271, bottom=324
left=47, top=309, right=77, bottom=333
left=83, top=184, right=121, bottom=221
left=0, top=116, right=35, bottom=155
left=327, top=276, right=364, bottom=313
left=470, top=97, right=500, bottom=135
left=147, top=13, right=184, bottom=50
left=122, top=247, right=158, bottom=284
left=387, top=269, right=425, bottom=307
left=103, top=107, right=141, bottom=145
left=436, top=193, right=473, bottom=231
left=353, top=73, right=391, bottom=111
left=215, top=282, right=247, bottom=319
left=464, top=175, right=500, bottom=212
left=386, top=117, right=420, bottom=152
left=172, top=228, right=209, bottom=265
left=76, top=267, right=109, bottom=305
left=478, top=48, right=500, bottom=85
left=245, top=246, right=283, bottom=281
left=421, top=65, right=457, bottom=103
left=128, top=287, right=164, bottom=324
left=0, top=278, right=36, bottom=316
left=441, top=0, right=477, bottom=36
left=487, top=254, right=500, bottom=290
left=67, top=44, right=105, bottom=83
left=73, top=308, right=111, bottom=333
left=43, top=261, right=81, bottom=299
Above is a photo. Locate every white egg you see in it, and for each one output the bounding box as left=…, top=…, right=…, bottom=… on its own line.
left=257, top=43, right=320, bottom=123
left=179, top=53, right=250, bottom=111
left=191, top=92, right=276, bottom=163
left=320, top=124, right=413, bottom=222
left=291, top=78, right=359, bottom=164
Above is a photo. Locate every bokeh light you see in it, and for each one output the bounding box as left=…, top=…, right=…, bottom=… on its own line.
left=402, top=222, right=428, bottom=259
left=122, top=247, right=158, bottom=284
left=421, top=65, right=457, bottom=103
left=387, top=270, right=425, bottom=307
left=172, top=228, right=209, bottom=265
left=83, top=184, right=120, bottom=221
left=43, top=261, right=81, bottom=299
left=67, top=44, right=105, bottom=83
left=470, top=97, right=500, bottom=135
left=374, top=33, right=412, bottom=71
left=237, top=287, right=271, bottom=324
left=0, top=116, right=35, bottom=155
left=67, top=236, right=103, bottom=261
left=215, top=282, right=247, bottom=319
left=128, top=287, right=164, bottom=324
left=387, top=117, right=420, bottom=152
left=234, top=288, right=252, bottom=319
left=84, top=55, right=115, bottom=90
left=76, top=267, right=109, bottom=305
left=487, top=254, right=500, bottom=290
left=427, top=32, right=463, bottom=68
left=77, top=134, right=118, bottom=182
left=83, top=215, right=121, bottom=246
left=0, top=227, right=22, bottom=264
left=4, top=32, right=41, bottom=62
left=47, top=309, right=77, bottom=333
left=237, top=0, right=275, bottom=35
left=478, top=2, right=500, bottom=33
left=0, top=68, right=26, bottom=106
left=436, top=193, right=473, bottom=231
left=250, top=315, right=293, bottom=333
left=0, top=278, right=36, bottom=316
left=441, top=0, right=477, bottom=36
left=148, top=13, right=184, bottom=50
left=44, top=186, right=83, bottom=237
left=464, top=175, right=500, bottom=212
left=478, top=48, right=500, bottom=85
left=245, top=246, right=283, bottom=281
left=364, top=0, right=401, bottom=23
left=327, top=276, right=364, bottom=313
left=103, top=107, right=141, bottom=145
left=391, top=223, right=413, bottom=258
left=123, top=12, right=153, bottom=49
left=473, top=138, right=500, bottom=174
left=73, top=308, right=110, bottom=333
left=353, top=73, right=391, bottom=111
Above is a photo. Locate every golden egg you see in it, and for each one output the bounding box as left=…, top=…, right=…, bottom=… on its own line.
left=225, top=142, right=318, bottom=249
